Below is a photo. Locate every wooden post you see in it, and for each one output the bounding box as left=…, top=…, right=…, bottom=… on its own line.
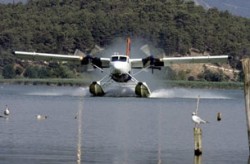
left=193, top=155, right=202, bottom=164
left=76, top=99, right=83, bottom=164
left=217, top=112, right=222, bottom=121
left=242, top=58, right=250, bottom=153
left=194, top=127, right=202, bottom=156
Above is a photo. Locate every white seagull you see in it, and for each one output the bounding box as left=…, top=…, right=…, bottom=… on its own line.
left=192, top=112, right=209, bottom=127
left=192, top=95, right=209, bottom=127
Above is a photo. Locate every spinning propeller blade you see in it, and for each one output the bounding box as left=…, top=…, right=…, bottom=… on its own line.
left=140, top=44, right=151, bottom=56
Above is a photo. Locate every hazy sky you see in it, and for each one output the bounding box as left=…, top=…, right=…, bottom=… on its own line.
left=0, top=0, right=27, bottom=3
left=197, top=0, right=250, bottom=17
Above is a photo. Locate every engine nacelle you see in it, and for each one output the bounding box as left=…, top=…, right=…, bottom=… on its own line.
left=89, top=81, right=105, bottom=96
left=135, top=82, right=151, bottom=97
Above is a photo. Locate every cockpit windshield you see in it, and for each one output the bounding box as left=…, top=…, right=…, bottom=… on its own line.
left=111, top=56, right=119, bottom=61
left=111, top=56, right=127, bottom=62
left=120, top=56, right=127, bottom=62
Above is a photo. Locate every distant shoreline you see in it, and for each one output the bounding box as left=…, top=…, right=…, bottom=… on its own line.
left=165, top=80, right=243, bottom=90
left=0, top=78, right=243, bottom=90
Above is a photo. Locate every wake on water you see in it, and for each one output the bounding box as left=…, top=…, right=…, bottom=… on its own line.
left=150, top=88, right=232, bottom=99
left=25, top=86, right=232, bottom=99
left=25, top=87, right=90, bottom=97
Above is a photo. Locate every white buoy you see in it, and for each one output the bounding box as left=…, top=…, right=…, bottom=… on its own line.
left=36, top=115, right=48, bottom=120
left=4, top=105, right=10, bottom=116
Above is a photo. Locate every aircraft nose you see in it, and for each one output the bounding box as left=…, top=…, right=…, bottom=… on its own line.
left=112, top=62, right=123, bottom=73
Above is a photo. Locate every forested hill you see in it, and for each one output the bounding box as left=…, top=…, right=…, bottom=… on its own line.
left=0, top=0, right=250, bottom=80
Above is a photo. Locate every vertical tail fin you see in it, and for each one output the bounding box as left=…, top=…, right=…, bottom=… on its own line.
left=126, top=37, right=131, bottom=57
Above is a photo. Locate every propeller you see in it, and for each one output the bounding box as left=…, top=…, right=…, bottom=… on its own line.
left=140, top=44, right=162, bottom=73
left=140, top=44, right=151, bottom=56
left=73, top=49, right=91, bottom=65
left=74, top=46, right=104, bottom=68
left=140, top=44, right=166, bottom=58
left=141, top=44, right=154, bottom=67
left=90, top=45, right=104, bottom=56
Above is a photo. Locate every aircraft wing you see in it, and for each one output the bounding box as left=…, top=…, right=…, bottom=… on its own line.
left=160, top=55, right=229, bottom=65
left=14, top=51, right=111, bottom=68
left=131, top=55, right=229, bottom=68
left=14, top=51, right=83, bottom=62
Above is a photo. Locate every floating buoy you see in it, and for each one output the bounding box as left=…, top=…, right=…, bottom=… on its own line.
left=36, top=115, right=48, bottom=120
left=4, top=105, right=10, bottom=116
left=217, top=112, right=222, bottom=121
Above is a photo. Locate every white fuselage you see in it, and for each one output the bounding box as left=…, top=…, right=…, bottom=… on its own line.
left=109, top=54, right=131, bottom=82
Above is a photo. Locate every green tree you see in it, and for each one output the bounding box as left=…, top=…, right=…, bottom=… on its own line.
left=198, top=69, right=224, bottom=82
left=3, top=64, right=15, bottom=79
left=24, top=66, right=39, bottom=78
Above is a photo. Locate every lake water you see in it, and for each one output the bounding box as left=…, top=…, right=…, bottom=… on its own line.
left=0, top=84, right=248, bottom=164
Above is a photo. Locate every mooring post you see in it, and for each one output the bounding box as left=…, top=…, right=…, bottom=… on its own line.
left=194, top=127, right=202, bottom=156
left=242, top=58, right=250, bottom=153
left=193, top=155, right=202, bottom=164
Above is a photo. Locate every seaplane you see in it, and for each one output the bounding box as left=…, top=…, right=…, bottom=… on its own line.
left=14, top=38, right=230, bottom=97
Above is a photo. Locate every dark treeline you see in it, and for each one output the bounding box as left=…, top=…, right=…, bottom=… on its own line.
left=0, top=0, right=250, bottom=80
